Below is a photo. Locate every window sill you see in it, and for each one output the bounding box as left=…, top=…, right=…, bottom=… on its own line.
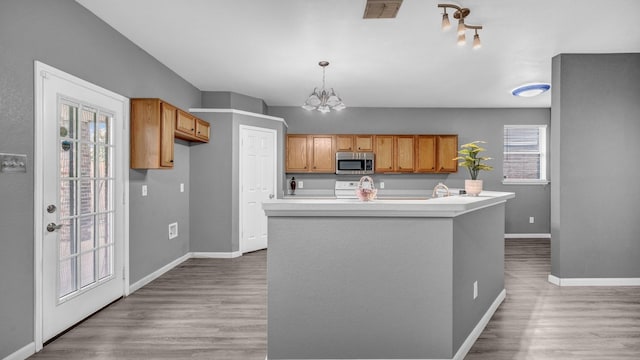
left=502, top=179, right=550, bottom=185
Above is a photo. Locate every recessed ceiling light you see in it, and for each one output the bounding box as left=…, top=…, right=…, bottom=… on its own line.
left=511, top=83, right=551, bottom=97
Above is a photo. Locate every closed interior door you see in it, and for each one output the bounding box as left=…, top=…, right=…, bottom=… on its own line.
left=39, top=64, right=126, bottom=342
left=240, top=126, right=276, bottom=253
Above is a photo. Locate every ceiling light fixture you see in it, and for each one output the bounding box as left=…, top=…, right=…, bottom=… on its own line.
left=438, top=3, right=483, bottom=49
left=302, top=61, right=346, bottom=113
left=511, top=83, right=551, bottom=97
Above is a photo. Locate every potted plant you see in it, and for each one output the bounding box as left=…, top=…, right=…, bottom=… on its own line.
left=453, top=141, right=493, bottom=196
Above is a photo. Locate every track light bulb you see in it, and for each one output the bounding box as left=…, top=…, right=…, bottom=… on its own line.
left=473, top=33, right=481, bottom=49
left=457, top=33, right=466, bottom=46
left=441, top=13, right=451, bottom=31
left=457, top=19, right=466, bottom=36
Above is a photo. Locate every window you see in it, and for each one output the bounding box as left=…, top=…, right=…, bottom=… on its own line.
left=503, top=125, right=548, bottom=184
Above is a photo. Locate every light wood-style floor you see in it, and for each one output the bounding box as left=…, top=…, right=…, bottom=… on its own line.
left=30, top=239, right=640, bottom=359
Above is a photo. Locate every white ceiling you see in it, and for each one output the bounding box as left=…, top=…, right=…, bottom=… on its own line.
left=76, top=0, right=640, bottom=108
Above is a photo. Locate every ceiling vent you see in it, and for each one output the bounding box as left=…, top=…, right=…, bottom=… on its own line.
left=363, top=0, right=403, bottom=19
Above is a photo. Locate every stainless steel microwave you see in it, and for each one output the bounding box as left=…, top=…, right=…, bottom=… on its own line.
left=336, top=152, right=374, bottom=175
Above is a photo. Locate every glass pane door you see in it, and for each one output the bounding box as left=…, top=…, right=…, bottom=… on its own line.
left=58, top=100, right=114, bottom=302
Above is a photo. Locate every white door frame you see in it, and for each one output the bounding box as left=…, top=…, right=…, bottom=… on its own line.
left=238, top=125, right=278, bottom=254
left=33, top=61, right=130, bottom=351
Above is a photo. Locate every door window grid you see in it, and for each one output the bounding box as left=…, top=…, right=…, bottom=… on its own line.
left=58, top=100, right=115, bottom=301
left=503, top=125, right=548, bottom=183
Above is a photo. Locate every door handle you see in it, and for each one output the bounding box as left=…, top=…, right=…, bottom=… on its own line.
left=47, top=223, right=63, bottom=232
left=269, top=194, right=274, bottom=199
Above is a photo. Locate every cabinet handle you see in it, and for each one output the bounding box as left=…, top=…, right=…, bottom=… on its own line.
left=313, top=166, right=316, bottom=169
left=191, top=128, right=194, bottom=131
left=170, top=160, right=174, bottom=163
left=388, top=166, right=392, bottom=169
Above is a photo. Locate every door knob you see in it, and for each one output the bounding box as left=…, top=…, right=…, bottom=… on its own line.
left=47, top=223, right=63, bottom=232
left=46, top=204, right=57, bottom=213
left=269, top=194, right=275, bottom=199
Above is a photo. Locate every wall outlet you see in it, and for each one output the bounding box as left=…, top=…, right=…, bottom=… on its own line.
left=142, top=184, right=148, bottom=197
left=473, top=281, right=478, bottom=299
left=168, top=222, right=178, bottom=239
left=380, top=181, right=385, bottom=189
left=529, top=216, right=535, bottom=224
left=180, top=183, right=184, bottom=192
left=298, top=181, right=303, bottom=189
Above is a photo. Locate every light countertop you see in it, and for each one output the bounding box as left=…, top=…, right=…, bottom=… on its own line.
left=264, top=191, right=515, bottom=218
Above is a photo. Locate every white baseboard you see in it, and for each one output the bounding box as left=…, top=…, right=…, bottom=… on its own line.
left=128, top=253, right=191, bottom=294
left=452, top=289, right=507, bottom=360
left=505, top=233, right=551, bottom=239
left=191, top=251, right=242, bottom=259
left=3, top=342, right=35, bottom=360
left=548, top=274, right=640, bottom=286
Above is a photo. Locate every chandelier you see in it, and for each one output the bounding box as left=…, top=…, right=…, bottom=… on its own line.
left=438, top=3, right=483, bottom=49
left=302, top=61, right=346, bottom=113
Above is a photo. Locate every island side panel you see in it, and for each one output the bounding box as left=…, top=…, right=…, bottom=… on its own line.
left=452, top=203, right=506, bottom=353
left=267, top=216, right=454, bottom=360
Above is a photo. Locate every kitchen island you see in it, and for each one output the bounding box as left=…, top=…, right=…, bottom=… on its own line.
left=263, top=191, right=514, bottom=360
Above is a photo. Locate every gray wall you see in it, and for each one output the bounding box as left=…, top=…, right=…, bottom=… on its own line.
left=0, top=1, right=200, bottom=357
left=268, top=107, right=551, bottom=234
left=190, top=111, right=286, bottom=253
left=202, top=91, right=268, bottom=114
left=551, top=53, right=640, bottom=278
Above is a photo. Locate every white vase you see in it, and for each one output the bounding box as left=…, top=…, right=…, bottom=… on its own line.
left=465, top=179, right=483, bottom=196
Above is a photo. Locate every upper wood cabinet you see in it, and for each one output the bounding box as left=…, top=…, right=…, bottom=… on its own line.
left=130, top=98, right=175, bottom=169
left=131, top=98, right=210, bottom=169
left=374, top=135, right=394, bottom=172
left=415, top=135, right=436, bottom=173
left=336, top=135, right=374, bottom=152
left=436, top=135, right=458, bottom=173
left=175, top=109, right=210, bottom=142
left=395, top=136, right=415, bottom=172
left=286, top=135, right=336, bottom=173
left=355, top=135, right=374, bottom=152
left=195, top=119, right=210, bottom=141
left=415, top=135, right=458, bottom=173
left=286, top=133, right=457, bottom=174
left=375, top=135, right=414, bottom=173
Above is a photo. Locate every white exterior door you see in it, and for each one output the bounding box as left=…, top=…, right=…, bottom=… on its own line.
left=240, top=126, right=276, bottom=253
left=36, top=62, right=127, bottom=342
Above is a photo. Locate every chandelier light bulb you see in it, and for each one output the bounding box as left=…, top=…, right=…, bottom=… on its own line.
left=457, top=19, right=466, bottom=36
left=441, top=12, right=451, bottom=31
left=457, top=33, right=466, bottom=46
left=472, top=33, right=481, bottom=49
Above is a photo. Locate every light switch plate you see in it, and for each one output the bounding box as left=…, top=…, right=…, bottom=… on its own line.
left=142, top=185, right=148, bottom=197
left=180, top=183, right=184, bottom=192
left=0, top=153, right=27, bottom=173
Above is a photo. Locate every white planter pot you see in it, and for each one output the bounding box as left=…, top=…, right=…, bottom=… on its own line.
left=465, top=179, right=483, bottom=196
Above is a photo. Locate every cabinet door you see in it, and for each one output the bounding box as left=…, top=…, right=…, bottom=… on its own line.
left=355, top=135, right=373, bottom=152
left=195, top=118, right=210, bottom=142
left=309, top=135, right=335, bottom=173
left=374, top=135, right=394, bottom=172
left=176, top=109, right=196, bottom=136
left=336, top=135, right=354, bottom=152
left=395, top=136, right=415, bottom=172
left=286, top=135, right=309, bottom=172
left=160, top=102, right=176, bottom=167
left=415, top=135, right=436, bottom=173
left=437, top=135, right=458, bottom=172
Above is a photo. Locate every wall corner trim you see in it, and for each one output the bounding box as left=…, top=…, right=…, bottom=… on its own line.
left=505, top=233, right=551, bottom=239
left=548, top=275, right=640, bottom=286
left=188, top=108, right=288, bottom=128
left=3, top=342, right=35, bottom=360
left=452, top=289, right=507, bottom=360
